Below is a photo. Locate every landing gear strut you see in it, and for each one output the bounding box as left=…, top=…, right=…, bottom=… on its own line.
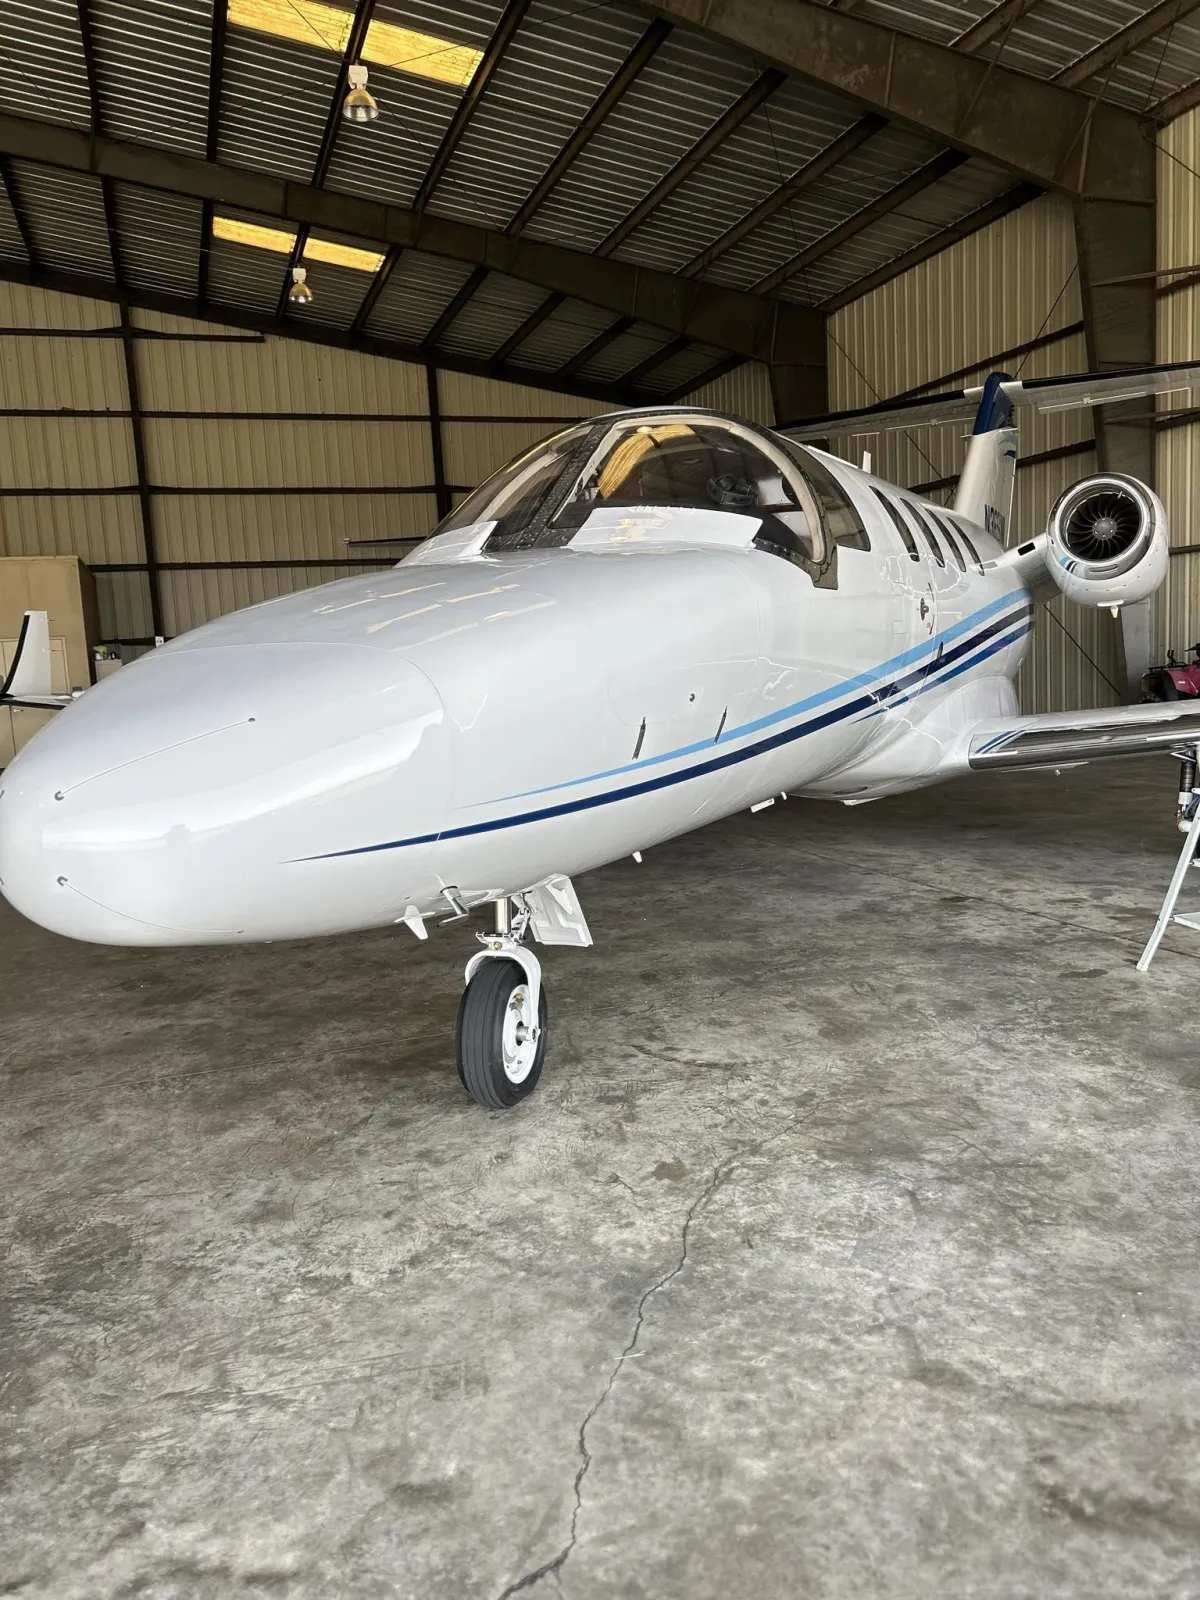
left=456, top=897, right=548, bottom=1108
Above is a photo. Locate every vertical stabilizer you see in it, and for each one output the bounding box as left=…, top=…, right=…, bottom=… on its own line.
left=952, top=371, right=1018, bottom=543
left=2, top=611, right=51, bottom=699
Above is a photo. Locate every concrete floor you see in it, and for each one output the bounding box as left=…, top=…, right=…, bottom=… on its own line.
left=3, top=762, right=1200, bottom=1600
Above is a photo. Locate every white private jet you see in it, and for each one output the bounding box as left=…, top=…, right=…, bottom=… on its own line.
left=3, top=363, right=1200, bottom=1108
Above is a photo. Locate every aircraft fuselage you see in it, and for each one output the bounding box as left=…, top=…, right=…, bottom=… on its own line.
left=0, top=452, right=1031, bottom=947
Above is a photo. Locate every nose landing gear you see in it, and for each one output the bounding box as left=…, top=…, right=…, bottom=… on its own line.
left=456, top=897, right=548, bottom=1108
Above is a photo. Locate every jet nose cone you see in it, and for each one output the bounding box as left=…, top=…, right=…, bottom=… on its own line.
left=0, top=642, right=449, bottom=944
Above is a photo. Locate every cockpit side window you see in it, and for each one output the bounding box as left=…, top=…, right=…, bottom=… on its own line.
left=552, top=418, right=836, bottom=580
left=786, top=447, right=872, bottom=553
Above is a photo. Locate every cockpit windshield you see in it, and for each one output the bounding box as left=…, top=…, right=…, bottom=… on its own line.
left=557, top=419, right=801, bottom=523
left=431, top=422, right=594, bottom=548
left=427, top=409, right=868, bottom=579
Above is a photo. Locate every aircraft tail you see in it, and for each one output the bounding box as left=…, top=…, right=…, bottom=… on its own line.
left=1, top=611, right=74, bottom=710
left=952, top=372, right=1018, bottom=543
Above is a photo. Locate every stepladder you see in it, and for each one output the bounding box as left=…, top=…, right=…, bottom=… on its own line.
left=1138, top=745, right=1200, bottom=972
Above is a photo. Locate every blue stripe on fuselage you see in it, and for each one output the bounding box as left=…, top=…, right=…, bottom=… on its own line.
left=296, top=590, right=1032, bottom=862
left=872, top=617, right=1033, bottom=716
left=488, top=588, right=1030, bottom=806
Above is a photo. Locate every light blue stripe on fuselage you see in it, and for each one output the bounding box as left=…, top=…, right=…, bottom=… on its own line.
left=299, top=605, right=1033, bottom=863
left=876, top=617, right=1033, bottom=716
left=489, top=585, right=1030, bottom=806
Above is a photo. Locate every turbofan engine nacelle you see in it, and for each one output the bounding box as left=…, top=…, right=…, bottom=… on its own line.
left=1045, top=473, right=1168, bottom=609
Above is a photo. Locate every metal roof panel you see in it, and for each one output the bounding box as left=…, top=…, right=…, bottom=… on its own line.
left=504, top=297, right=616, bottom=372
left=8, top=162, right=113, bottom=278
left=363, top=249, right=476, bottom=345
left=642, top=340, right=733, bottom=396
left=323, top=0, right=506, bottom=209
left=113, top=183, right=205, bottom=297
left=699, top=124, right=945, bottom=292
left=218, top=25, right=341, bottom=182
left=0, top=0, right=92, bottom=130
left=520, top=28, right=761, bottom=254
left=572, top=322, right=675, bottom=383
left=207, top=219, right=291, bottom=315
left=432, top=273, right=552, bottom=361
left=609, top=77, right=871, bottom=274
left=425, top=0, right=651, bottom=231
left=772, top=155, right=1016, bottom=302
left=88, top=0, right=212, bottom=154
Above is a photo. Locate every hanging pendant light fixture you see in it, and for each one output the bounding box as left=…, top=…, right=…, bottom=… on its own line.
left=342, top=63, right=379, bottom=122
left=288, top=266, right=313, bottom=305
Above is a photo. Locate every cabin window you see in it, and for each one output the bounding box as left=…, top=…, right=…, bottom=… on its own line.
left=952, top=520, right=984, bottom=569
left=873, top=489, right=920, bottom=561
left=905, top=501, right=946, bottom=567
left=934, top=512, right=968, bottom=570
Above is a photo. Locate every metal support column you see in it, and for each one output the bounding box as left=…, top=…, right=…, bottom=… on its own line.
left=117, top=302, right=165, bottom=640
left=768, top=300, right=828, bottom=427
left=1074, top=195, right=1158, bottom=700
left=426, top=364, right=452, bottom=522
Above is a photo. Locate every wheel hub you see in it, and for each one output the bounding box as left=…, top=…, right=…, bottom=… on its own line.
left=501, top=984, right=538, bottom=1083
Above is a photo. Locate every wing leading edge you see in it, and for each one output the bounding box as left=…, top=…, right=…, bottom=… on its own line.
left=782, top=360, right=1200, bottom=441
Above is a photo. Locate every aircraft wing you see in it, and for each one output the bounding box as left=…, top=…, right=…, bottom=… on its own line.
left=1, top=611, right=77, bottom=710
left=783, top=389, right=981, bottom=440
left=967, top=701, right=1200, bottom=771
left=783, top=359, right=1200, bottom=440
left=1019, top=362, right=1200, bottom=413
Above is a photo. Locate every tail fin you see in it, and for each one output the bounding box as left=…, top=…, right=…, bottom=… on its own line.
left=1, top=611, right=73, bottom=710
left=952, top=371, right=1018, bottom=542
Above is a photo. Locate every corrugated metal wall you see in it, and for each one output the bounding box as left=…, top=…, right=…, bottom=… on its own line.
left=1157, top=108, right=1200, bottom=668
left=0, top=280, right=765, bottom=653
left=683, top=362, right=777, bottom=426
left=437, top=370, right=612, bottom=503
left=0, top=284, right=624, bottom=648
left=826, top=192, right=1125, bottom=713
left=2, top=176, right=1195, bottom=703
left=0, top=283, right=147, bottom=640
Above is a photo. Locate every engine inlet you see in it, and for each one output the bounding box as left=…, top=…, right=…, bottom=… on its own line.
left=1062, top=488, right=1143, bottom=561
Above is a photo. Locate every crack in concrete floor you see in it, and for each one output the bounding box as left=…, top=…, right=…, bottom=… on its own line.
left=495, top=1110, right=814, bottom=1599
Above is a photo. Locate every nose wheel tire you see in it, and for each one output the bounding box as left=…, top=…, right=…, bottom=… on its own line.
left=456, top=957, right=548, bottom=1109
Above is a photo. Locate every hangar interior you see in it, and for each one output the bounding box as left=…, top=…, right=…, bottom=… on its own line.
left=3, top=0, right=1200, bottom=1595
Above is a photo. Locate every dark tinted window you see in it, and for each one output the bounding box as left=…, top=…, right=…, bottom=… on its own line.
left=906, top=501, right=946, bottom=567
left=873, top=489, right=919, bottom=560
left=934, top=512, right=967, bottom=570
left=952, top=520, right=984, bottom=569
